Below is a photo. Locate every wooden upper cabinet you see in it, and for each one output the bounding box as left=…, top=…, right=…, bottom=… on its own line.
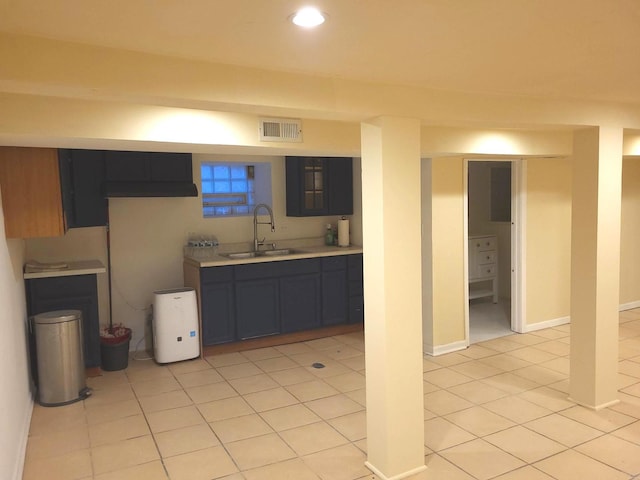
left=0, top=147, right=65, bottom=238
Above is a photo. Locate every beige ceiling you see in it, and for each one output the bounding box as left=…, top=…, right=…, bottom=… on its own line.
left=1, top=0, right=640, bottom=106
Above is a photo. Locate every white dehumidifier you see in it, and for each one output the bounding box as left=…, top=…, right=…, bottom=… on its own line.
left=153, top=287, right=199, bottom=363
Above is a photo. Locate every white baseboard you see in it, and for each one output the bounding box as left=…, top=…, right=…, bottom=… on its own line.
left=522, top=316, right=570, bottom=333
left=523, top=302, right=640, bottom=331
left=365, top=461, right=427, bottom=480
left=424, top=339, right=468, bottom=357
left=619, top=301, right=640, bottom=312
left=12, top=396, right=34, bottom=480
left=567, top=396, right=620, bottom=411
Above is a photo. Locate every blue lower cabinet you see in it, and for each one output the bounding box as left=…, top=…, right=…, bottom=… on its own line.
left=236, top=279, right=280, bottom=339
left=349, top=296, right=364, bottom=324
left=26, top=274, right=101, bottom=369
left=201, top=282, right=235, bottom=345
left=199, top=254, right=363, bottom=344
left=348, top=254, right=364, bottom=324
left=280, top=273, right=322, bottom=333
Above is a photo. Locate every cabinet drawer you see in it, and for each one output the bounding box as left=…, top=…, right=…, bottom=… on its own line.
left=27, top=275, right=96, bottom=299
left=471, top=237, right=496, bottom=252
left=322, top=256, right=347, bottom=271
left=477, top=251, right=496, bottom=265
left=347, top=253, right=363, bottom=269
left=235, top=262, right=279, bottom=280
left=277, top=258, right=321, bottom=276
left=200, top=266, right=234, bottom=284
left=347, top=253, right=363, bottom=296
left=235, top=258, right=321, bottom=280
left=472, top=264, right=496, bottom=278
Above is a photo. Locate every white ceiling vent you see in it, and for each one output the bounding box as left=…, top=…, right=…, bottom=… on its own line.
left=259, top=117, right=302, bottom=143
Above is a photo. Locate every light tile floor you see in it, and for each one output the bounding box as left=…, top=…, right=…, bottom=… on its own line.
left=469, top=298, right=512, bottom=344
left=22, top=309, right=640, bottom=480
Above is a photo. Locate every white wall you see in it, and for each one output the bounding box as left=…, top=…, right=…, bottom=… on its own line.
left=421, top=158, right=434, bottom=350
left=0, top=194, right=32, bottom=480
left=426, top=157, right=467, bottom=348
left=525, top=158, right=572, bottom=326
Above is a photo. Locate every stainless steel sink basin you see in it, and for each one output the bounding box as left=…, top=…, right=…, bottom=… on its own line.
left=223, top=252, right=257, bottom=259
left=261, top=248, right=299, bottom=256
left=222, top=248, right=303, bottom=259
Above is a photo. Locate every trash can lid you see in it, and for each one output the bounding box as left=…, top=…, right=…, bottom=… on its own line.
left=33, top=310, right=82, bottom=324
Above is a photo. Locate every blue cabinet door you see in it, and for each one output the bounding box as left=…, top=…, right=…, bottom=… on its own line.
left=285, top=156, right=353, bottom=217
left=236, top=279, right=280, bottom=339
left=348, top=254, right=364, bottom=323
left=280, top=273, right=322, bottom=333
left=322, top=270, right=348, bottom=326
left=59, top=149, right=108, bottom=228
left=327, top=157, right=353, bottom=215
left=322, top=256, right=348, bottom=326
left=201, top=281, right=235, bottom=345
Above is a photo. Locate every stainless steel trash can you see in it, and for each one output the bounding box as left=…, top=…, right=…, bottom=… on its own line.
left=33, top=310, right=90, bottom=406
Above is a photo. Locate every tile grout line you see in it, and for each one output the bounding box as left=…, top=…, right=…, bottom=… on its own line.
left=126, top=360, right=174, bottom=480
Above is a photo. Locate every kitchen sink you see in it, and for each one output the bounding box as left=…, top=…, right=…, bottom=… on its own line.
left=261, top=248, right=300, bottom=256
left=222, top=248, right=303, bottom=259
left=224, top=252, right=257, bottom=259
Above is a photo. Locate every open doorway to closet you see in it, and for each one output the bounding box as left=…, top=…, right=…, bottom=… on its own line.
left=466, top=160, right=517, bottom=343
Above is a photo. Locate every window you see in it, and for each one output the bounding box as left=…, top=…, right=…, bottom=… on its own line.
left=201, top=161, right=271, bottom=217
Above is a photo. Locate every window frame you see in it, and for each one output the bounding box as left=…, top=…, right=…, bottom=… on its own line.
left=200, top=161, right=268, bottom=218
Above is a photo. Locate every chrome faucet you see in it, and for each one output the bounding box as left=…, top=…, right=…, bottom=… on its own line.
left=253, top=203, right=275, bottom=252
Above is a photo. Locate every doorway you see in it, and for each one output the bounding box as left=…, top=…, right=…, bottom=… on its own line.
left=465, top=160, right=522, bottom=343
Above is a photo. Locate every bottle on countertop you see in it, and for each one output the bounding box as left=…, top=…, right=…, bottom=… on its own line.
left=325, top=224, right=334, bottom=246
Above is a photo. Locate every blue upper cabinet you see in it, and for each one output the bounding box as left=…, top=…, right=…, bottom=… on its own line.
left=103, top=150, right=197, bottom=197
left=60, top=149, right=198, bottom=212
left=59, top=149, right=108, bottom=228
left=285, top=156, right=353, bottom=217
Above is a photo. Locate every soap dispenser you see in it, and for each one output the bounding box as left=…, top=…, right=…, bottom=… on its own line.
left=324, top=224, right=334, bottom=246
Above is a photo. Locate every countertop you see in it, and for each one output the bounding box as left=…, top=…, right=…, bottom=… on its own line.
left=23, top=259, right=106, bottom=279
left=184, top=243, right=363, bottom=268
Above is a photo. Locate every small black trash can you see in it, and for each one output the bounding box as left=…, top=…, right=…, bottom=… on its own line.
left=100, top=328, right=131, bottom=371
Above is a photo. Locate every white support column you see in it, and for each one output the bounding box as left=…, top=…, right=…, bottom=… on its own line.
left=569, top=126, right=622, bottom=409
left=361, top=116, right=426, bottom=480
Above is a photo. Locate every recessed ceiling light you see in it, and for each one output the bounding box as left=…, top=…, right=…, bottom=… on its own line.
left=291, top=7, right=326, bottom=28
